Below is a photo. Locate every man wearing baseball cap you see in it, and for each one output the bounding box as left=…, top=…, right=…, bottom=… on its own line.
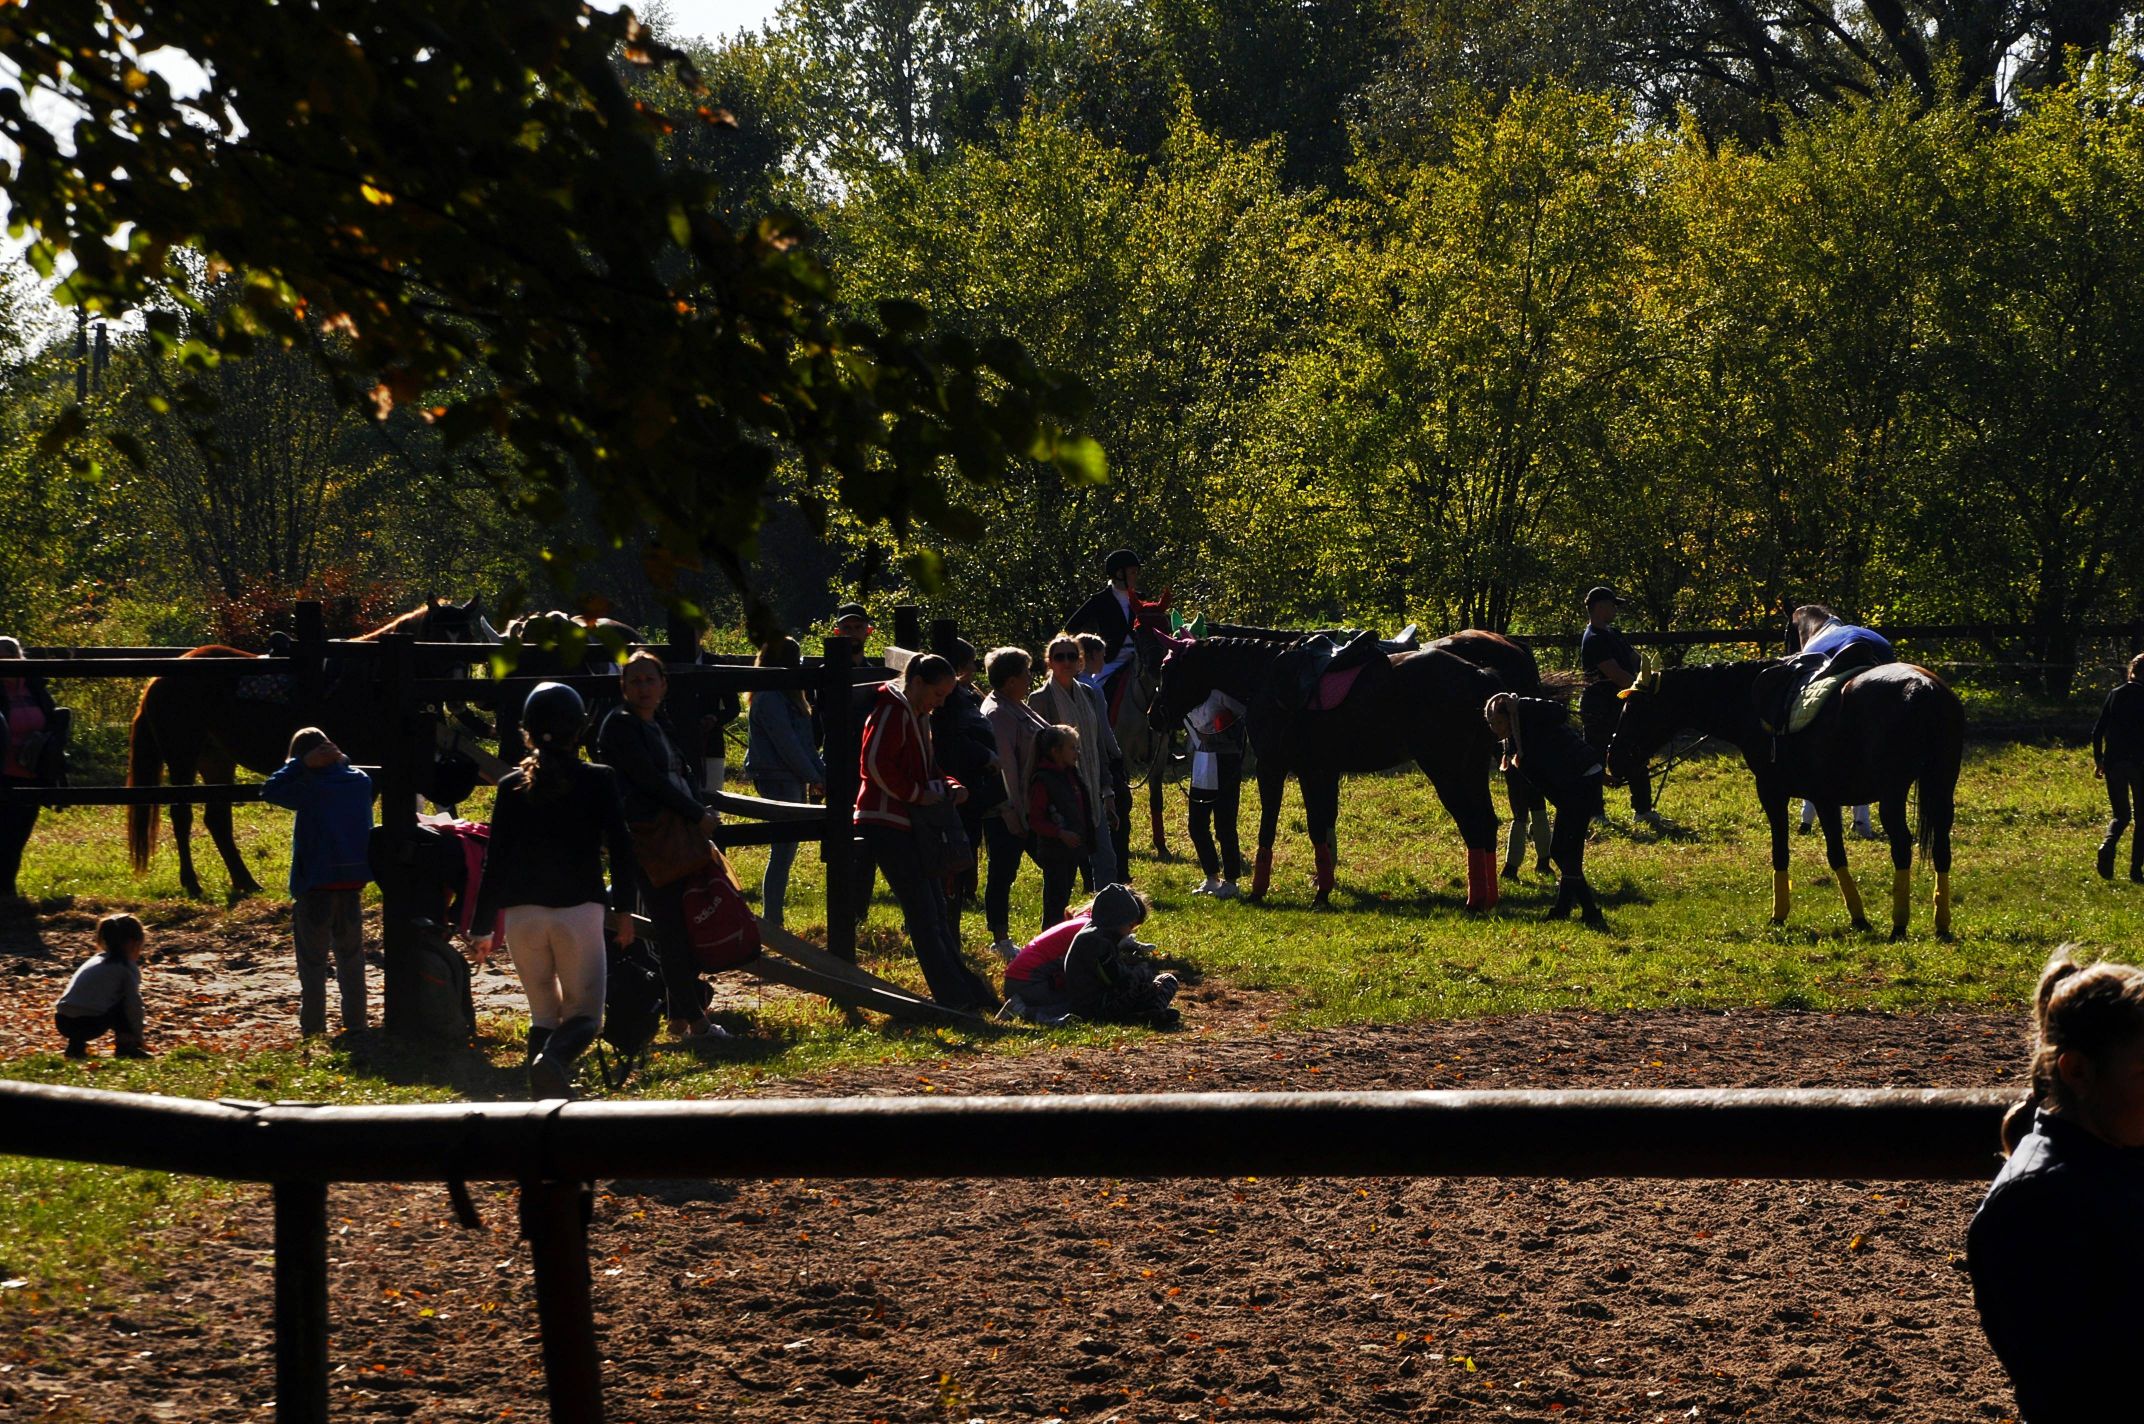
left=1579, top=585, right=1662, bottom=828
left=832, top=602, right=871, bottom=645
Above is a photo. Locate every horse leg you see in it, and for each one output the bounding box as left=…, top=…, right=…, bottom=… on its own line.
left=201, top=759, right=263, bottom=902
left=1763, top=792, right=1792, bottom=925
left=1815, top=804, right=1868, bottom=932
left=1302, top=773, right=1340, bottom=908
left=1530, top=781, right=1552, bottom=874
left=169, top=792, right=204, bottom=901
left=1928, top=784, right=1956, bottom=941
left=1247, top=765, right=1284, bottom=902
left=1149, top=766, right=1170, bottom=859
left=1427, top=759, right=1499, bottom=911
left=1879, top=790, right=1913, bottom=939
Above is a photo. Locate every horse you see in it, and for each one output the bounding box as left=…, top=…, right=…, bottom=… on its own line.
left=492, top=612, right=646, bottom=758
left=1147, top=637, right=1506, bottom=909
left=1604, top=660, right=1963, bottom=938
left=127, top=598, right=495, bottom=901
left=1149, top=625, right=1552, bottom=878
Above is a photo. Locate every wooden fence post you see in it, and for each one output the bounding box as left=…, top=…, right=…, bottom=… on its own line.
left=519, top=1179, right=606, bottom=1424
left=273, top=1180, right=329, bottom=1424
left=376, top=634, right=424, bottom=1039
left=820, top=640, right=858, bottom=963
left=292, top=601, right=324, bottom=711
left=893, top=605, right=921, bottom=651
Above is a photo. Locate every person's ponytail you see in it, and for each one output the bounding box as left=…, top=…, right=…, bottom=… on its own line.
left=2007, top=945, right=2144, bottom=1155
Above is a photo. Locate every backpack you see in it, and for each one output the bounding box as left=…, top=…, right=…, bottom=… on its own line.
left=598, top=937, right=667, bottom=1088
left=680, top=854, right=762, bottom=972
left=409, top=924, right=476, bottom=1043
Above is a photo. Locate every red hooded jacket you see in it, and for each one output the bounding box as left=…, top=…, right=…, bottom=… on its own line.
left=853, top=681, right=964, bottom=831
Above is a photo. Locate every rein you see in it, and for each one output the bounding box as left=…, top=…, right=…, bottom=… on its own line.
left=1646, top=733, right=1715, bottom=809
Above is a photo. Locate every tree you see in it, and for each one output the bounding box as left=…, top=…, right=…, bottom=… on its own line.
left=1251, top=87, right=1670, bottom=632
left=0, top=0, right=1099, bottom=637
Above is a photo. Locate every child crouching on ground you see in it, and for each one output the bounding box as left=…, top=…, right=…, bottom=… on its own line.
left=1001, top=910, right=1089, bottom=1024
left=1064, top=884, right=1180, bottom=1029
left=55, top=913, right=151, bottom=1059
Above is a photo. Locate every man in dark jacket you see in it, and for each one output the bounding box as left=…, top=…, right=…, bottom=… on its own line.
left=1578, top=586, right=1661, bottom=829
left=1487, top=693, right=1606, bottom=926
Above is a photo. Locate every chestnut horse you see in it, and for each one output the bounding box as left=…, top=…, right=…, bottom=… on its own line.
left=127, top=598, right=494, bottom=900
left=1606, top=661, right=1963, bottom=937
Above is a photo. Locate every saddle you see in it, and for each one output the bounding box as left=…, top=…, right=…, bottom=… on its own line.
left=1756, top=643, right=1890, bottom=736
left=1273, top=630, right=1386, bottom=716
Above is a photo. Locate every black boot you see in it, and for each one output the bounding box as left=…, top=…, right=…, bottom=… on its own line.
left=2132, top=852, right=2143, bottom=886
left=529, top=1015, right=598, bottom=1100
left=525, top=1023, right=554, bottom=1065
left=2099, top=838, right=2119, bottom=880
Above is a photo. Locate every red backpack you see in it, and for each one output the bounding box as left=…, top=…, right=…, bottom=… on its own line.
left=680, top=853, right=761, bottom=971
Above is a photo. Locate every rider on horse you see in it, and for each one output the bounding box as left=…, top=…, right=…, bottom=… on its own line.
left=1064, top=549, right=1169, bottom=726
left=1764, top=605, right=1896, bottom=736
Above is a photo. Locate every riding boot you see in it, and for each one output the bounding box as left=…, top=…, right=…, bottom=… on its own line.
left=1312, top=842, right=1337, bottom=901
left=1250, top=847, right=1273, bottom=900
left=525, top=1023, right=553, bottom=1065
left=529, top=1014, right=598, bottom=1100
left=2132, top=842, right=2143, bottom=885
left=1464, top=848, right=1499, bottom=911
left=2099, top=833, right=2120, bottom=880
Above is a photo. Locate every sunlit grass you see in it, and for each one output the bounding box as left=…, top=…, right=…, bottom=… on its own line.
left=6, top=738, right=2138, bottom=1300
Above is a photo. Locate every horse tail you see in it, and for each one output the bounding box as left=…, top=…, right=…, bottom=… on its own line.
left=1916, top=685, right=1965, bottom=861
left=128, top=684, right=163, bottom=874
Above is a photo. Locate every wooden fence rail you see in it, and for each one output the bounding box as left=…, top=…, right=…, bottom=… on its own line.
left=0, top=1080, right=2010, bottom=1424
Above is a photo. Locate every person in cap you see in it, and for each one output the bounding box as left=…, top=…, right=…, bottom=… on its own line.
left=1578, top=585, right=1662, bottom=828
left=832, top=602, right=871, bottom=645
left=1064, top=551, right=1145, bottom=668
left=471, top=681, right=641, bottom=1099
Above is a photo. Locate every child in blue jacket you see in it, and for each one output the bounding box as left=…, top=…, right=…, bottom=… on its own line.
left=262, top=726, right=376, bottom=1036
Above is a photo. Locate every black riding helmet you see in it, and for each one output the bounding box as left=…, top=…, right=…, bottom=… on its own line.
left=521, top=681, right=586, bottom=750
left=1104, top=548, right=1141, bottom=578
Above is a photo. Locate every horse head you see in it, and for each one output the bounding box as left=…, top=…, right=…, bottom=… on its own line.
left=1604, top=667, right=1670, bottom=787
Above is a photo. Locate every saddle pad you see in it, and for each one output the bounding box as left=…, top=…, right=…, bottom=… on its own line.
left=234, top=673, right=296, bottom=705
left=1312, top=663, right=1368, bottom=711
left=1788, top=668, right=1857, bottom=734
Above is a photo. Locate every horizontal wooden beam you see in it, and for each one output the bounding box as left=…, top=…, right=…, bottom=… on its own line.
left=0, top=1082, right=2011, bottom=1184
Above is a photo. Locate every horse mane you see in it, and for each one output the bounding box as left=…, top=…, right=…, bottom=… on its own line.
left=1175, top=636, right=1294, bottom=689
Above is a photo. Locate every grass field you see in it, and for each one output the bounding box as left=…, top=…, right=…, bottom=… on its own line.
left=4, top=736, right=2139, bottom=1302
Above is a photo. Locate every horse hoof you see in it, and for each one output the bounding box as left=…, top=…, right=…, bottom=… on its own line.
left=1581, top=912, right=1608, bottom=931
left=1889, top=927, right=1908, bottom=943
left=1850, top=918, right=1872, bottom=934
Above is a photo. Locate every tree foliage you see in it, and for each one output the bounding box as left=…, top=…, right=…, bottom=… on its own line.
left=0, top=0, right=1099, bottom=635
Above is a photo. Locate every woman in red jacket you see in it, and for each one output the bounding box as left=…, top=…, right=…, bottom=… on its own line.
left=855, top=654, right=997, bottom=1011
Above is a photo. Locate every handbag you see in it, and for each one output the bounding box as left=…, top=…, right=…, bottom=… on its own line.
left=629, top=808, right=714, bottom=888
left=680, top=854, right=761, bottom=971
left=911, top=796, right=975, bottom=878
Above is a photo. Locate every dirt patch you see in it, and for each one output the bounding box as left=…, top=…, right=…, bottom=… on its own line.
left=2, top=1010, right=2026, bottom=1423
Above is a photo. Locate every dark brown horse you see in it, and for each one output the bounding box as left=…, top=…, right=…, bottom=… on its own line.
left=1150, top=627, right=1551, bottom=878
left=128, top=599, right=494, bottom=900
left=1605, top=660, right=1963, bottom=937
left=1149, top=637, right=1506, bottom=909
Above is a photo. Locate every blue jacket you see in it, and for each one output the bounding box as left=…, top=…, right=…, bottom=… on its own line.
left=261, top=759, right=376, bottom=895
left=744, top=692, right=825, bottom=786
left=1801, top=622, right=1892, bottom=661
